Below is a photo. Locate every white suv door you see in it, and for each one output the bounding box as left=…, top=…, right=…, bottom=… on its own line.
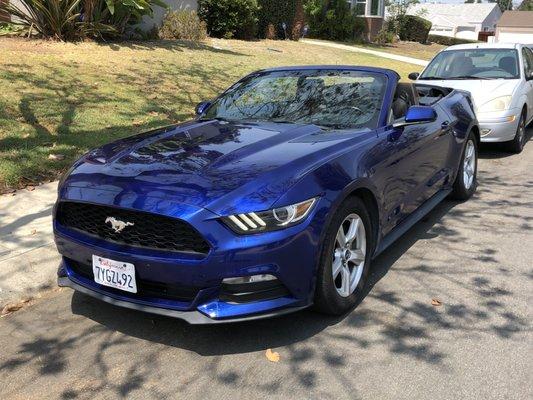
left=521, top=47, right=533, bottom=123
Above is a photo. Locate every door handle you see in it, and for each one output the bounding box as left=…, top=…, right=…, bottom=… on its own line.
left=441, top=121, right=450, bottom=129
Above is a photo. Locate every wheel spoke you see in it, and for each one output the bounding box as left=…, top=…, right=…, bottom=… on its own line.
left=336, top=228, right=347, bottom=247
left=341, top=266, right=350, bottom=297
left=345, top=217, right=359, bottom=244
left=349, top=249, right=365, bottom=265
left=332, top=256, right=342, bottom=278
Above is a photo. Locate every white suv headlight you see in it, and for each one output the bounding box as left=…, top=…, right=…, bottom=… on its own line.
left=478, top=96, right=512, bottom=113
left=222, top=197, right=317, bottom=234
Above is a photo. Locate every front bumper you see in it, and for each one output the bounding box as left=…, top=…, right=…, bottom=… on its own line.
left=477, top=108, right=520, bottom=143
left=57, top=276, right=309, bottom=324
left=54, top=192, right=326, bottom=323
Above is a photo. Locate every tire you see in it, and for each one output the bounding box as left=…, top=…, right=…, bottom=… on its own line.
left=450, top=130, right=478, bottom=201
left=507, top=111, right=526, bottom=154
left=314, top=197, right=373, bottom=315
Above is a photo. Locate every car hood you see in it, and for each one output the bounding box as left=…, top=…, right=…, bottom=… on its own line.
left=420, top=79, right=519, bottom=108
left=62, top=120, right=370, bottom=215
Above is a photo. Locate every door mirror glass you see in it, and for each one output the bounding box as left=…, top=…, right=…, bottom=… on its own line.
left=393, top=106, right=437, bottom=128
left=408, top=72, right=420, bottom=81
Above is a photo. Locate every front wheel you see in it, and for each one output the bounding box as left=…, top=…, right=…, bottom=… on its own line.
left=450, top=131, right=478, bottom=201
left=507, top=112, right=526, bottom=154
left=314, top=197, right=373, bottom=315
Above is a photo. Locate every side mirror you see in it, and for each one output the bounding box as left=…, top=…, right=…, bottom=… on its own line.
left=195, top=101, right=212, bottom=116
left=408, top=72, right=420, bottom=81
left=393, top=106, right=437, bottom=128
left=527, top=70, right=533, bottom=81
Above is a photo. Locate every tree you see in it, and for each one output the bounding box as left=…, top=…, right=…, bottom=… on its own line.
left=488, top=0, right=514, bottom=12
left=518, top=0, right=533, bottom=10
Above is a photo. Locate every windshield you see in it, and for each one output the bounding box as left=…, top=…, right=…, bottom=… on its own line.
left=420, top=49, right=520, bottom=80
left=203, top=69, right=387, bottom=130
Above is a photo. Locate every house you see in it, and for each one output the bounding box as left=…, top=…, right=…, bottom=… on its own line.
left=495, top=10, right=533, bottom=44
left=347, top=0, right=385, bottom=41
left=406, top=3, right=502, bottom=41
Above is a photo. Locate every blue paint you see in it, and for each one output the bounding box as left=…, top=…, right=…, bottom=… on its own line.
left=53, top=66, right=477, bottom=322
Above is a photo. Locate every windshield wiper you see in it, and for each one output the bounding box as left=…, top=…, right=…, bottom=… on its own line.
left=418, top=76, right=446, bottom=80
left=446, top=76, right=492, bottom=80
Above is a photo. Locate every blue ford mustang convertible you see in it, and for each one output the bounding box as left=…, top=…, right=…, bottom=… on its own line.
left=54, top=66, right=479, bottom=323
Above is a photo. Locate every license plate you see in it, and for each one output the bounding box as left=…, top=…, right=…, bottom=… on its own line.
left=92, top=255, right=137, bottom=293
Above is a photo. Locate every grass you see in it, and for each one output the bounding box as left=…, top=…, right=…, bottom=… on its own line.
left=358, top=41, right=446, bottom=61
left=0, top=37, right=424, bottom=191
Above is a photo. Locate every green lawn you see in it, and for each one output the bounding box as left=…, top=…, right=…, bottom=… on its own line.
left=0, top=37, right=423, bottom=191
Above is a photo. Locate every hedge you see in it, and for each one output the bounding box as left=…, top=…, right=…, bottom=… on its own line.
left=391, top=14, right=432, bottom=44
left=428, top=34, right=480, bottom=46
left=197, top=0, right=259, bottom=40
left=257, top=0, right=297, bottom=39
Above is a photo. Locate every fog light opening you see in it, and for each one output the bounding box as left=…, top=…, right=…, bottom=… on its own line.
left=480, top=128, right=492, bottom=137
left=223, top=274, right=277, bottom=284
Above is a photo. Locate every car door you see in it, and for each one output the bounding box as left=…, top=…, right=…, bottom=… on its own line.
left=372, top=106, right=451, bottom=236
left=522, top=47, right=533, bottom=122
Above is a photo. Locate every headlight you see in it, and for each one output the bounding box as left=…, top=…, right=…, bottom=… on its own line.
left=222, top=197, right=317, bottom=234
left=478, top=96, right=512, bottom=113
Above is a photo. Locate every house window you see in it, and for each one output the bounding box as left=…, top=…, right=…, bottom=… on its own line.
left=355, top=0, right=366, bottom=16
left=370, top=0, right=380, bottom=16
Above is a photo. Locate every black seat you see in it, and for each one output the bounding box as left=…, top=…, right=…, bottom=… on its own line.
left=499, top=56, right=517, bottom=76
left=392, top=83, right=419, bottom=119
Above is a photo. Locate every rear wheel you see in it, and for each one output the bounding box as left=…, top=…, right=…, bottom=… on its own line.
left=507, top=112, right=526, bottom=154
left=450, top=131, right=478, bottom=201
left=314, top=197, right=373, bottom=315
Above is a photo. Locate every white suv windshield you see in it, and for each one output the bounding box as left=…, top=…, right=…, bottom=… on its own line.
left=420, top=49, right=520, bottom=80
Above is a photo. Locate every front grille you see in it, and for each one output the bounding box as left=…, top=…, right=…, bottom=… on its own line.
left=67, top=259, right=201, bottom=302
left=56, top=201, right=210, bottom=255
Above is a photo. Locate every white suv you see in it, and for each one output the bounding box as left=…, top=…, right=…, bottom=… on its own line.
left=410, top=43, right=533, bottom=153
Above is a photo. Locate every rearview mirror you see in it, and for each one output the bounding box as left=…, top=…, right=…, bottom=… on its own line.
left=195, top=101, right=212, bottom=116
left=408, top=72, right=420, bottom=81
left=393, top=106, right=437, bottom=128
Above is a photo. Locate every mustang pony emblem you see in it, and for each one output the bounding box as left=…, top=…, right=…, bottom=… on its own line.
left=105, top=217, right=134, bottom=233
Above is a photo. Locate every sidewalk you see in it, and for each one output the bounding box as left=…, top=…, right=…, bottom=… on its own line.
left=0, top=182, right=59, bottom=307
left=301, top=39, right=429, bottom=67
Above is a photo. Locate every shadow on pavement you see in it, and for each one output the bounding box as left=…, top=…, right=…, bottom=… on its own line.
left=70, top=199, right=458, bottom=358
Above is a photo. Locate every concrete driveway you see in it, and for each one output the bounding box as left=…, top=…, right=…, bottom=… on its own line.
left=0, top=134, right=531, bottom=400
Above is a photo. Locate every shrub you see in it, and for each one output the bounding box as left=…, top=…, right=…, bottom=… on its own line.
left=374, top=27, right=394, bottom=45
left=159, top=9, right=207, bottom=41
left=0, top=0, right=166, bottom=40
left=428, top=34, right=479, bottom=46
left=390, top=14, right=431, bottom=44
left=257, top=0, right=304, bottom=40
left=304, top=0, right=364, bottom=42
left=197, top=0, right=259, bottom=40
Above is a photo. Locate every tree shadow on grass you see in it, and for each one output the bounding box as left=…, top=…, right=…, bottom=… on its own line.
left=99, top=39, right=248, bottom=57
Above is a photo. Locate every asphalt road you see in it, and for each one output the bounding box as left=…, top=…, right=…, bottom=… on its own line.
left=1, top=133, right=532, bottom=400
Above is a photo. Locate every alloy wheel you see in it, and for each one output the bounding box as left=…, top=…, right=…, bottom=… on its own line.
left=332, top=213, right=366, bottom=297
left=463, top=139, right=476, bottom=190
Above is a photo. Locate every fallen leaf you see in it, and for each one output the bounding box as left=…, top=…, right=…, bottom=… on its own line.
left=132, top=120, right=144, bottom=127
left=30, top=229, right=37, bottom=235
left=431, top=298, right=442, bottom=306
left=26, top=186, right=35, bottom=191
left=1, top=303, right=23, bottom=316
left=265, top=348, right=280, bottom=362
left=48, top=154, right=65, bottom=161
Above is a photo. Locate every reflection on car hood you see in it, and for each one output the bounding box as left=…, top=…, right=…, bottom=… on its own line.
left=62, top=119, right=370, bottom=214
left=421, top=79, right=519, bottom=107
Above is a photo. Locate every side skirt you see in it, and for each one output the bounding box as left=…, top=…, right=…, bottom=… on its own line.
left=373, top=188, right=452, bottom=257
